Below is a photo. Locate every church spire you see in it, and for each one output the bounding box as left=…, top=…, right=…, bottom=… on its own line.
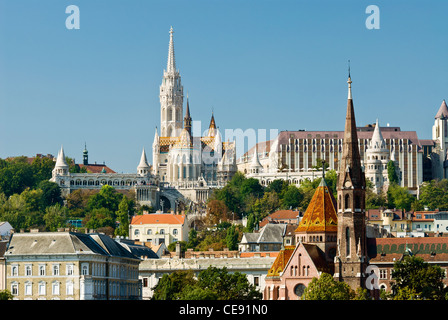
left=335, top=71, right=368, bottom=290
left=184, top=95, right=192, bottom=136
left=338, top=73, right=364, bottom=190
left=167, top=26, right=176, bottom=74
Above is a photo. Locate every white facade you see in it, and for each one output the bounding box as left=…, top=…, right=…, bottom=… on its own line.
left=50, top=146, right=159, bottom=207
left=138, top=255, right=275, bottom=299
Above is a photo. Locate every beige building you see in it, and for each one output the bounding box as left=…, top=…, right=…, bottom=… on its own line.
left=5, top=231, right=142, bottom=300
left=129, top=213, right=189, bottom=246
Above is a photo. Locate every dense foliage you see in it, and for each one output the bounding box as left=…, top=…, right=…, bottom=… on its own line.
left=152, top=266, right=262, bottom=300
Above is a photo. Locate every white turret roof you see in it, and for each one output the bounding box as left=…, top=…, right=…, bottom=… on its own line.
left=250, top=143, right=263, bottom=168
left=369, top=119, right=387, bottom=151
left=137, top=148, right=151, bottom=169
left=435, top=100, right=448, bottom=119
left=55, top=146, right=69, bottom=168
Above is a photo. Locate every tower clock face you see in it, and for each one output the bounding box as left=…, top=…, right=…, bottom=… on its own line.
left=344, top=181, right=352, bottom=188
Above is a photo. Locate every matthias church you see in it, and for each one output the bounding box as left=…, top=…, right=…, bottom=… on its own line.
left=51, top=28, right=237, bottom=212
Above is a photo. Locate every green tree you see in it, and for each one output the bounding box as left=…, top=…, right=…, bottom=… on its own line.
left=226, top=225, right=239, bottom=250
left=84, top=207, right=115, bottom=230
left=43, top=203, right=68, bottom=231
left=196, top=266, right=262, bottom=300
left=387, top=161, right=399, bottom=184
left=387, top=184, right=414, bottom=211
left=281, top=184, right=303, bottom=209
left=390, top=255, right=446, bottom=300
left=115, top=196, right=131, bottom=237
left=152, top=270, right=197, bottom=300
left=0, top=289, right=13, bottom=300
left=301, top=273, right=355, bottom=300
left=240, top=178, right=264, bottom=199
left=38, top=180, right=62, bottom=209
left=87, top=185, right=122, bottom=212
left=419, top=179, right=448, bottom=210
left=187, top=228, right=199, bottom=249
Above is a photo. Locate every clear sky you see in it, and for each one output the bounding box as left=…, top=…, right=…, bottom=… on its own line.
left=0, top=0, right=447, bottom=173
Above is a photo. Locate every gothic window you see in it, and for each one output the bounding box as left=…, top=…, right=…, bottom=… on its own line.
left=346, top=227, right=350, bottom=256
left=344, top=194, right=350, bottom=210
left=167, top=107, right=172, bottom=121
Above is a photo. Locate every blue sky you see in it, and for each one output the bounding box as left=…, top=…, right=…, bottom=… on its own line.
left=0, top=0, right=447, bottom=173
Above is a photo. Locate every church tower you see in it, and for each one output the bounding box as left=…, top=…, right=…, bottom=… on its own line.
left=334, top=73, right=368, bottom=290
left=432, top=99, right=448, bottom=179
left=160, top=27, right=184, bottom=137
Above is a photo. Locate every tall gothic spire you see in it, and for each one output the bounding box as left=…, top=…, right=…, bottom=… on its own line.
left=338, top=73, right=364, bottom=189
left=167, top=26, right=176, bottom=74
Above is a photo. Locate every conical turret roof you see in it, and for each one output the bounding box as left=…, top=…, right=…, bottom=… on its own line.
left=55, top=146, right=69, bottom=168
left=435, top=100, right=448, bottom=119
left=137, top=148, right=151, bottom=169
left=295, top=176, right=338, bottom=233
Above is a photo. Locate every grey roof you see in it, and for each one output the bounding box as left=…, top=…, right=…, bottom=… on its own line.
left=242, top=224, right=286, bottom=244
left=5, top=232, right=139, bottom=260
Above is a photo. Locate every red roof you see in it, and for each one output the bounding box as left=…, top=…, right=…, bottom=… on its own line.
left=130, top=214, right=186, bottom=225
left=78, top=164, right=116, bottom=173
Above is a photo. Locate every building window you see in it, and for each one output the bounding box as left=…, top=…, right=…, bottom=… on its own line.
left=81, top=263, right=89, bottom=275
left=66, top=264, right=74, bottom=276
left=38, top=282, right=46, bottom=296
left=66, top=281, right=74, bottom=296
left=11, top=265, right=18, bottom=277
left=254, top=276, right=260, bottom=287
left=11, top=283, right=18, bottom=296
left=173, top=229, right=178, bottom=235
left=143, top=278, right=148, bottom=287
left=53, top=264, right=60, bottom=276
left=147, top=229, right=152, bottom=235
left=52, top=282, right=60, bottom=295
left=134, top=229, right=140, bottom=236
left=39, top=264, right=46, bottom=276
left=159, top=229, right=165, bottom=235
left=25, top=282, right=32, bottom=296
left=25, top=265, right=32, bottom=276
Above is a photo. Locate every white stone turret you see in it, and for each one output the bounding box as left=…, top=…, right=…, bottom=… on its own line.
left=53, top=146, right=69, bottom=176
left=365, top=119, right=390, bottom=193
left=137, top=148, right=151, bottom=176
left=249, top=144, right=263, bottom=175
left=432, top=100, right=448, bottom=179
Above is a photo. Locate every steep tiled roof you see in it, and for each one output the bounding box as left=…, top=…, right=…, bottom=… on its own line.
left=435, top=100, right=448, bottom=119
left=78, top=164, right=116, bottom=173
left=130, top=214, right=186, bottom=225
left=266, top=246, right=295, bottom=277
left=367, top=237, right=448, bottom=263
left=295, top=179, right=337, bottom=233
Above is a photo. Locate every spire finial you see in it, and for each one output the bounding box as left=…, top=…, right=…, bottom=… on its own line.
left=347, top=61, right=352, bottom=100
left=167, top=26, right=176, bottom=73
left=348, top=59, right=351, bottom=78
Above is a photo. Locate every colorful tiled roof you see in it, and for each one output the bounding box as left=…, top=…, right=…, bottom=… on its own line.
left=78, top=164, right=116, bottom=173
left=266, top=246, right=295, bottom=277
left=130, top=214, right=186, bottom=225
left=295, top=179, right=338, bottom=233
left=367, top=237, right=448, bottom=263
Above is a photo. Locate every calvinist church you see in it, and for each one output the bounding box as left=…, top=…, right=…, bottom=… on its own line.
left=264, top=73, right=448, bottom=300
left=264, top=73, right=369, bottom=299
left=51, top=27, right=237, bottom=212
